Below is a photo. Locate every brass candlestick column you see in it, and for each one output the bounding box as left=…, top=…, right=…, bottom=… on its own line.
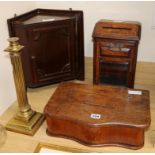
left=4, top=37, right=45, bottom=136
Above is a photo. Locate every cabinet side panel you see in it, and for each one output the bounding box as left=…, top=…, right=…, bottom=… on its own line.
left=75, top=12, right=85, bottom=80
left=13, top=26, right=35, bottom=86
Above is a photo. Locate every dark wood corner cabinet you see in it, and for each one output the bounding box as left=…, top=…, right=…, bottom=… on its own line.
left=93, top=19, right=141, bottom=88
left=7, top=8, right=84, bottom=88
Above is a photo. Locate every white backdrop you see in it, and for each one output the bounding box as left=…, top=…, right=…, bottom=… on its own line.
left=0, top=1, right=35, bottom=115
left=36, top=1, right=155, bottom=62
left=152, top=2, right=155, bottom=29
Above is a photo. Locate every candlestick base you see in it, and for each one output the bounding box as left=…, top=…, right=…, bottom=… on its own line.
left=5, top=112, right=45, bottom=136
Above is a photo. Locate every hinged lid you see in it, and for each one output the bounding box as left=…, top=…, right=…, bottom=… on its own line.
left=44, top=82, right=150, bottom=128
left=93, top=19, right=141, bottom=41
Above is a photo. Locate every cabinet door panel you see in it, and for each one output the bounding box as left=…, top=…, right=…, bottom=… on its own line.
left=99, top=59, right=130, bottom=86
left=28, top=21, right=75, bottom=82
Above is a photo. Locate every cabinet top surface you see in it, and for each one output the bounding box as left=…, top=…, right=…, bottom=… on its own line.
left=21, top=15, right=71, bottom=25
left=44, top=82, right=150, bottom=128
left=93, top=19, right=141, bottom=41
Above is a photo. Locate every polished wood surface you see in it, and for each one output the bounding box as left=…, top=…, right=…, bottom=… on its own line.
left=0, top=57, right=155, bottom=152
left=7, top=9, right=84, bottom=88
left=93, top=20, right=141, bottom=88
left=93, top=19, right=141, bottom=40
left=44, top=82, right=150, bottom=149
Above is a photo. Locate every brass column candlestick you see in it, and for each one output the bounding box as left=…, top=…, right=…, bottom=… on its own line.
left=4, top=37, right=45, bottom=135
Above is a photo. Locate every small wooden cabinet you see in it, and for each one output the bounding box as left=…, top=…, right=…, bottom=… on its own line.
left=7, top=9, right=84, bottom=88
left=93, top=20, right=141, bottom=88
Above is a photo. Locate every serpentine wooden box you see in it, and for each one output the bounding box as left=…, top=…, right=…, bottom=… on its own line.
left=44, top=82, right=150, bottom=149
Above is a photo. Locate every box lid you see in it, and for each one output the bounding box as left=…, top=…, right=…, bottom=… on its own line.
left=93, top=19, right=141, bottom=41
left=44, top=82, right=150, bottom=129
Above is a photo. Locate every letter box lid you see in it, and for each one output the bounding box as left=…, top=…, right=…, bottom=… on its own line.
left=93, top=19, right=141, bottom=41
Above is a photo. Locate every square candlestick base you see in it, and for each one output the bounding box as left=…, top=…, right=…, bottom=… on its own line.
left=5, top=112, right=45, bottom=136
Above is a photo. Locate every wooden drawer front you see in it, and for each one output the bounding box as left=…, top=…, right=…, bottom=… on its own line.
left=101, top=57, right=130, bottom=64
left=99, top=42, right=133, bottom=58
left=100, top=57, right=131, bottom=72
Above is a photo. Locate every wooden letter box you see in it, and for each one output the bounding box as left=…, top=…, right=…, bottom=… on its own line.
left=93, top=19, right=141, bottom=88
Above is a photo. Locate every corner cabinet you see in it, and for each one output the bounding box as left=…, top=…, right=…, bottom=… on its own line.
left=7, top=9, right=84, bottom=88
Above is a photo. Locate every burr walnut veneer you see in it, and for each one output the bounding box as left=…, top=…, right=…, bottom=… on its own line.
left=44, top=82, right=150, bottom=150
left=93, top=20, right=141, bottom=88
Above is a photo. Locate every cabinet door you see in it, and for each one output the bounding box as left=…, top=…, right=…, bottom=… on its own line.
left=99, top=58, right=130, bottom=86
left=94, top=40, right=135, bottom=87
left=27, top=20, right=75, bottom=85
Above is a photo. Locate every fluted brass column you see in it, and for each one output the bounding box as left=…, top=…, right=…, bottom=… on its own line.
left=4, top=37, right=45, bottom=136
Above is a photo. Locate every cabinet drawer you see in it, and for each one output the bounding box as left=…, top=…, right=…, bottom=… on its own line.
left=100, top=56, right=132, bottom=73
left=101, top=57, right=130, bottom=63
left=99, top=42, right=133, bottom=58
